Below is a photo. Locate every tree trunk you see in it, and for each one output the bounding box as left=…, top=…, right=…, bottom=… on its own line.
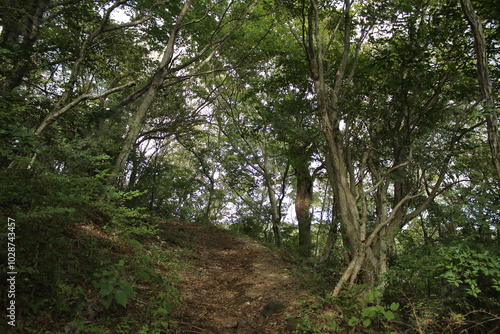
left=320, top=220, right=339, bottom=264
left=263, top=143, right=282, bottom=247
left=295, top=167, right=314, bottom=257
left=108, top=78, right=165, bottom=185
left=306, top=0, right=365, bottom=294
left=299, top=0, right=460, bottom=297
left=460, top=0, right=500, bottom=176
left=202, top=171, right=218, bottom=223
left=107, top=0, right=193, bottom=186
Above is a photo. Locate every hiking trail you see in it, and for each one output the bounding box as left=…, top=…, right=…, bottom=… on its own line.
left=165, top=222, right=306, bottom=333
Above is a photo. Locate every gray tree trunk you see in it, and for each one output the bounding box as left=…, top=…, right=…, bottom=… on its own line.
left=107, top=0, right=193, bottom=186
left=460, top=0, right=500, bottom=176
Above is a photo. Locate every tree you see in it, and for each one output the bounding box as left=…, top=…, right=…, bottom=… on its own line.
left=212, top=81, right=291, bottom=246
left=107, top=0, right=192, bottom=185
left=2, top=1, right=499, bottom=330
left=263, top=33, right=321, bottom=257
left=1, top=0, right=153, bottom=169
left=108, top=0, right=257, bottom=186
left=280, top=0, right=486, bottom=296
left=0, top=0, right=51, bottom=91
left=460, top=0, right=500, bottom=176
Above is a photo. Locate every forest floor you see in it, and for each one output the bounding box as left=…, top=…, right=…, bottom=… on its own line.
left=163, top=221, right=308, bottom=334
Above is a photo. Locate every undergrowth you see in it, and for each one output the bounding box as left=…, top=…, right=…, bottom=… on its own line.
left=286, top=260, right=500, bottom=333
left=0, top=168, right=189, bottom=333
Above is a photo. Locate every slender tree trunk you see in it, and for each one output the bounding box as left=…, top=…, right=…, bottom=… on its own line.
left=306, top=0, right=365, bottom=294
left=320, top=220, right=339, bottom=264
left=460, top=0, right=500, bottom=176
left=202, top=171, right=218, bottom=223
left=263, top=141, right=282, bottom=247
left=269, top=188, right=282, bottom=247
left=108, top=79, right=163, bottom=185
left=107, top=0, right=193, bottom=186
left=295, top=167, right=313, bottom=257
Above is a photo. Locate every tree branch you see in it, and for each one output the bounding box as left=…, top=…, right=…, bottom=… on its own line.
left=35, top=81, right=136, bottom=135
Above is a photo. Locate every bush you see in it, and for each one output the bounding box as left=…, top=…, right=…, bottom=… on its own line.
left=0, top=166, right=184, bottom=333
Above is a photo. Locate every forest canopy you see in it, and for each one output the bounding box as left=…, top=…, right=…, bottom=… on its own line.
left=1, top=0, right=499, bottom=332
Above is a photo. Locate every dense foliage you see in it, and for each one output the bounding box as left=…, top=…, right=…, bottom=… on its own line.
left=1, top=0, right=499, bottom=332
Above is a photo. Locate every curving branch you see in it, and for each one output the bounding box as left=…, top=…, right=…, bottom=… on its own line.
left=34, top=82, right=136, bottom=136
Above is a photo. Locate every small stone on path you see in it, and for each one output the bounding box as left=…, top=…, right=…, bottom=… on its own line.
left=221, top=316, right=239, bottom=328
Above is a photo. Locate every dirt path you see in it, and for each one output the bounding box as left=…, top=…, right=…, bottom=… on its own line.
left=169, top=223, right=305, bottom=333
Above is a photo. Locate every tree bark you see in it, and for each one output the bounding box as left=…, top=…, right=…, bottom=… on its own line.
left=107, top=0, right=253, bottom=186
left=307, top=0, right=368, bottom=295
left=320, top=219, right=339, bottom=264
left=263, top=139, right=282, bottom=247
left=295, top=167, right=313, bottom=257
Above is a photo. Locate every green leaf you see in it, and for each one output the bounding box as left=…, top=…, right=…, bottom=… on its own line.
left=115, top=290, right=129, bottom=307
left=361, top=307, right=374, bottom=317
left=348, top=316, right=359, bottom=326
left=390, top=302, right=400, bottom=311
left=383, top=311, right=395, bottom=321
left=136, top=269, right=151, bottom=280
left=101, top=294, right=113, bottom=309
left=100, top=284, right=114, bottom=296
left=157, top=307, right=169, bottom=315
left=363, top=318, right=371, bottom=327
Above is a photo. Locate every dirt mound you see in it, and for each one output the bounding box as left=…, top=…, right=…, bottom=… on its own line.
left=167, top=222, right=305, bottom=333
